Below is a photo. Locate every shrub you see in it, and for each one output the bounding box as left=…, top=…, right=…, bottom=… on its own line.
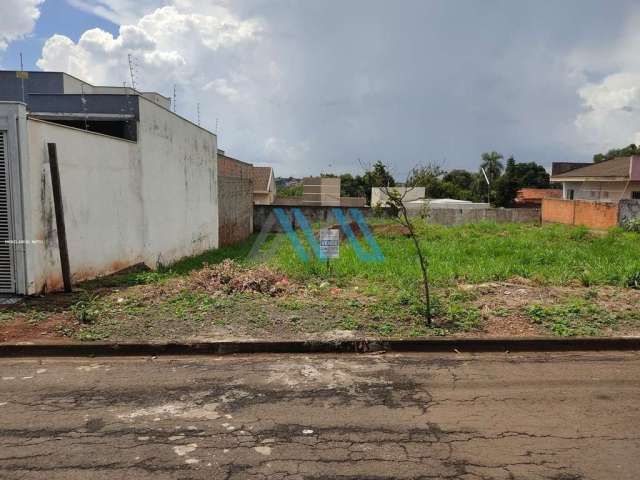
left=623, top=218, right=640, bottom=233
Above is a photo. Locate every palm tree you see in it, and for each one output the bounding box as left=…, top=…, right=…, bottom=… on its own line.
left=480, top=151, right=504, bottom=183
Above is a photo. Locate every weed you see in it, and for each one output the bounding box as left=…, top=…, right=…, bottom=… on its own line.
left=340, top=316, right=360, bottom=330
left=278, top=300, right=304, bottom=311
left=70, top=293, right=102, bottom=325
left=525, top=299, right=616, bottom=336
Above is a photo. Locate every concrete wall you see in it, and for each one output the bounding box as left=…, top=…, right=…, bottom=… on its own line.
left=254, top=205, right=539, bottom=232
left=22, top=96, right=217, bottom=293
left=218, top=176, right=253, bottom=246
left=272, top=196, right=366, bottom=207
left=542, top=198, right=619, bottom=229
left=618, top=199, right=640, bottom=227
left=426, top=207, right=540, bottom=226
left=136, top=98, right=218, bottom=268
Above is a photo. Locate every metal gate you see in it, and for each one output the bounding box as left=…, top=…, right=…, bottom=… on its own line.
left=0, top=131, right=16, bottom=293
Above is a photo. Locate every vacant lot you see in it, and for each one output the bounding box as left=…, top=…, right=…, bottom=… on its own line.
left=1, top=222, right=639, bottom=342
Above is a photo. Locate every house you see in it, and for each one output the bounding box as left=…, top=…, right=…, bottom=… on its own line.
left=550, top=156, right=640, bottom=202
left=0, top=70, right=219, bottom=294
left=515, top=188, right=562, bottom=207
left=217, top=150, right=254, bottom=246
left=371, top=187, right=425, bottom=206
left=252, top=166, right=276, bottom=205
left=303, top=177, right=341, bottom=206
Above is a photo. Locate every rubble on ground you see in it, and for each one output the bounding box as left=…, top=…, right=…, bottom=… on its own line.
left=185, top=259, right=290, bottom=296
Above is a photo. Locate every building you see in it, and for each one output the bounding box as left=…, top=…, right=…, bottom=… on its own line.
left=541, top=156, right=640, bottom=229
left=550, top=156, right=640, bottom=202
left=217, top=150, right=253, bottom=246
left=0, top=70, right=219, bottom=294
left=303, top=177, right=341, bottom=206
left=371, top=187, right=425, bottom=206
left=514, top=188, right=562, bottom=207
left=252, top=166, right=276, bottom=205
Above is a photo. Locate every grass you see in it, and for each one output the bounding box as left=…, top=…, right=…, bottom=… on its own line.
left=524, top=299, right=617, bottom=336
left=2, top=221, right=640, bottom=341
left=263, top=221, right=640, bottom=290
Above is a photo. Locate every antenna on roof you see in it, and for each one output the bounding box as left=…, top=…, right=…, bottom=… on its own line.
left=215, top=117, right=219, bottom=135
left=197, top=103, right=200, bottom=126
left=127, top=53, right=137, bottom=91
left=173, top=84, right=177, bottom=113
left=80, top=83, right=89, bottom=131
left=19, top=52, right=26, bottom=104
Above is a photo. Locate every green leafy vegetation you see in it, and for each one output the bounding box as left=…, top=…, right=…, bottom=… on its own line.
left=525, top=299, right=617, bottom=336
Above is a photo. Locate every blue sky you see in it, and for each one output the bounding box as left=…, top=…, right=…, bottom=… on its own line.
left=3, top=1, right=640, bottom=177
left=2, top=0, right=116, bottom=71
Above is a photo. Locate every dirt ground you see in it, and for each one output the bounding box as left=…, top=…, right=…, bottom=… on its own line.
left=1, top=259, right=638, bottom=343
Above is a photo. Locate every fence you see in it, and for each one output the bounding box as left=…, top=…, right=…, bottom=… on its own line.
left=218, top=176, right=254, bottom=246
left=541, top=198, right=639, bottom=229
left=254, top=205, right=540, bottom=232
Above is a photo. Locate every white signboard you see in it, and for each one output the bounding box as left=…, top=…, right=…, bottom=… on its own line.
left=319, top=228, right=340, bottom=259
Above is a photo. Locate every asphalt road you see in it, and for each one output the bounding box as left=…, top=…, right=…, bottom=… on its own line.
left=0, top=351, right=639, bottom=480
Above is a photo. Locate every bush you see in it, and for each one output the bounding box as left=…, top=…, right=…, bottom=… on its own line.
left=623, top=218, right=640, bottom=233
left=626, top=270, right=640, bottom=289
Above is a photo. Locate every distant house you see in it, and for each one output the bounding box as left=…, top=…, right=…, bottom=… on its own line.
left=252, top=166, right=277, bottom=205
left=370, top=187, right=425, bottom=206
left=551, top=156, right=640, bottom=202
left=515, top=188, right=561, bottom=207
left=303, top=177, right=341, bottom=206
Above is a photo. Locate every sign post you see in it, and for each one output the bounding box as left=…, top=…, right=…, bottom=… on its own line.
left=319, top=228, right=339, bottom=275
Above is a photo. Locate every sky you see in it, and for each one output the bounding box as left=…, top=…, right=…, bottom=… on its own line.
left=2, top=0, right=640, bottom=178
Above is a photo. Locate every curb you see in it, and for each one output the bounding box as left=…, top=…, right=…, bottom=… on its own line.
left=0, top=337, right=639, bottom=357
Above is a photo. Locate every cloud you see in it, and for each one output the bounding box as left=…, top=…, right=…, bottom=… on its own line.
left=39, top=0, right=640, bottom=175
left=572, top=12, right=640, bottom=154
left=0, top=0, right=44, bottom=50
left=66, top=0, right=165, bottom=25
left=38, top=5, right=260, bottom=86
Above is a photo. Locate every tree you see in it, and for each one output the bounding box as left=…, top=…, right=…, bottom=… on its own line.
left=593, top=144, right=640, bottom=163
left=381, top=183, right=432, bottom=325
left=443, top=169, right=475, bottom=191
left=278, top=182, right=303, bottom=197
left=339, top=173, right=367, bottom=198
left=407, top=163, right=446, bottom=198
left=480, top=151, right=504, bottom=184
left=361, top=161, right=396, bottom=203
left=493, top=158, right=551, bottom=207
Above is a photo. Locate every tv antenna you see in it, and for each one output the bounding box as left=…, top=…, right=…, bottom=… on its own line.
left=197, top=103, right=200, bottom=126
left=127, top=54, right=137, bottom=91
left=173, top=84, right=177, bottom=113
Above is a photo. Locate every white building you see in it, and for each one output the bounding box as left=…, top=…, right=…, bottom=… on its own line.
left=551, top=156, right=640, bottom=202
left=0, top=71, right=218, bottom=294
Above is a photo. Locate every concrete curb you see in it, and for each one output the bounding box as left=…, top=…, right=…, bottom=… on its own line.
left=0, top=336, right=639, bottom=357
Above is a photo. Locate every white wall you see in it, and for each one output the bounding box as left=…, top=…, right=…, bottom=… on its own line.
left=23, top=97, right=217, bottom=293
left=371, top=187, right=425, bottom=206
left=562, top=181, right=640, bottom=202
left=136, top=97, right=218, bottom=268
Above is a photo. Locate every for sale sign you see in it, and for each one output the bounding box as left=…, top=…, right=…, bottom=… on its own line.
left=319, top=229, right=340, bottom=259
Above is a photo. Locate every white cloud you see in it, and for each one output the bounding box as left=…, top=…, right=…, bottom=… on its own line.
left=0, top=0, right=44, bottom=50
left=38, top=5, right=260, bottom=86
left=572, top=10, right=640, bottom=153
left=67, top=0, right=165, bottom=25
